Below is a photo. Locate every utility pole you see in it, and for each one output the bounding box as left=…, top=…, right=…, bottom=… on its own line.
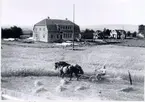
left=72, top=4, right=75, bottom=50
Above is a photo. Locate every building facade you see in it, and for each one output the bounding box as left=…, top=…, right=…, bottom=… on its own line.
left=33, top=17, right=80, bottom=42
left=138, top=25, right=145, bottom=37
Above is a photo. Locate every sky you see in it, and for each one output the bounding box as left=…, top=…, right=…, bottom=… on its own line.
left=1, top=0, right=145, bottom=27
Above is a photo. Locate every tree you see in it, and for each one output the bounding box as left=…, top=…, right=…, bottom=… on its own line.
left=99, top=28, right=111, bottom=39
left=97, top=32, right=104, bottom=39
left=81, top=29, right=95, bottom=39
left=11, top=26, right=23, bottom=38
left=123, top=30, right=127, bottom=39
left=132, top=32, right=137, bottom=37
left=127, top=31, right=131, bottom=37
left=2, top=28, right=12, bottom=38
left=105, top=29, right=111, bottom=36
left=1, top=26, right=23, bottom=38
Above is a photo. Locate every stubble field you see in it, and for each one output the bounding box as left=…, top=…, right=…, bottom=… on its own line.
left=1, top=41, right=145, bottom=100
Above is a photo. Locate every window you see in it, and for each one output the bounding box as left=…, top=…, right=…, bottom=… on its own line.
left=35, top=34, right=38, bottom=37
left=67, top=34, right=69, bottom=38
left=35, top=28, right=37, bottom=31
left=70, top=34, right=72, bottom=38
left=43, top=28, right=45, bottom=31
left=57, top=35, right=59, bottom=39
left=51, top=35, right=53, bottom=38
left=64, top=34, right=65, bottom=38
left=39, top=28, right=41, bottom=31
left=43, top=34, right=45, bottom=38
left=66, top=34, right=68, bottom=38
left=65, top=34, right=67, bottom=38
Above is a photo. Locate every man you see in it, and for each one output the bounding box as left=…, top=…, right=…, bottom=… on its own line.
left=97, top=66, right=106, bottom=80
left=99, top=66, right=106, bottom=76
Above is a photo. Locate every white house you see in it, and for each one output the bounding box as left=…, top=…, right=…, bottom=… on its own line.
left=110, top=29, right=126, bottom=39
left=110, top=30, right=117, bottom=38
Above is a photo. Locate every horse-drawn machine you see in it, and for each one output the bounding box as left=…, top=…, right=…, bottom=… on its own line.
left=55, top=61, right=107, bottom=82
left=79, top=68, right=107, bottom=82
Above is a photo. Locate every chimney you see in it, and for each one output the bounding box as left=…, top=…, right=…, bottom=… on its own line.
left=65, top=18, right=68, bottom=20
left=47, top=16, right=50, bottom=19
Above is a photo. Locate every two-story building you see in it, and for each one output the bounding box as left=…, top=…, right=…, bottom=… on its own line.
left=138, top=25, right=145, bottom=37
left=33, top=17, right=80, bottom=42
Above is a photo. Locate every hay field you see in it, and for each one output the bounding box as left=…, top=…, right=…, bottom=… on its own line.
left=1, top=41, right=145, bottom=100
left=1, top=42, right=144, bottom=79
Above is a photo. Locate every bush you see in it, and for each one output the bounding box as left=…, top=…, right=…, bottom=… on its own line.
left=81, top=29, right=94, bottom=39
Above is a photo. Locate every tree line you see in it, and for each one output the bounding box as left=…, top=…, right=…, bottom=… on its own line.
left=1, top=26, right=23, bottom=38
left=81, top=28, right=137, bottom=39
left=1, top=26, right=137, bottom=39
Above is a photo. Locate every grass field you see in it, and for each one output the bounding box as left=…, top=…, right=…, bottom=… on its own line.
left=1, top=40, right=145, bottom=100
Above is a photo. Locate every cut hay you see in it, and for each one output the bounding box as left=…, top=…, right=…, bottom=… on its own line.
left=34, top=80, right=43, bottom=87
left=34, top=86, right=48, bottom=93
left=60, top=79, right=70, bottom=86
left=115, top=76, right=122, bottom=80
left=120, top=87, right=134, bottom=92
left=75, top=83, right=90, bottom=91
left=55, top=85, right=67, bottom=92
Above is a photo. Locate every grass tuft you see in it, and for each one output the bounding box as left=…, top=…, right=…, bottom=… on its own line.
left=1, top=69, right=58, bottom=77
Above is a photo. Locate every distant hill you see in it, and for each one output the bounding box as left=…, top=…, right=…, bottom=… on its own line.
left=80, top=24, right=139, bottom=32
left=2, top=24, right=139, bottom=33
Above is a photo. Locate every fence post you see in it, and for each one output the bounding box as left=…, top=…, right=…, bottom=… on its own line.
left=128, top=70, right=132, bottom=85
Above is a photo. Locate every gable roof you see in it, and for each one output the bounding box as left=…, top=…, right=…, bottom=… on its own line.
left=35, top=18, right=77, bottom=26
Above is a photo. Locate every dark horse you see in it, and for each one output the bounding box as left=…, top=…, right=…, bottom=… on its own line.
left=55, top=61, right=84, bottom=80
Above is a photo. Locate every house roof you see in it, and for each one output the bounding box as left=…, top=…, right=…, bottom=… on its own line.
left=35, top=18, right=77, bottom=26
left=34, top=18, right=80, bottom=32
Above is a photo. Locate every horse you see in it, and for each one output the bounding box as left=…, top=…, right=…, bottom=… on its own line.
left=68, top=64, right=84, bottom=80
left=55, top=61, right=71, bottom=77
left=55, top=61, right=70, bottom=70
left=55, top=61, right=84, bottom=81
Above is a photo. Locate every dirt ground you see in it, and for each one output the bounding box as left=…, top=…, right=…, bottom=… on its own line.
left=1, top=41, right=145, bottom=100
